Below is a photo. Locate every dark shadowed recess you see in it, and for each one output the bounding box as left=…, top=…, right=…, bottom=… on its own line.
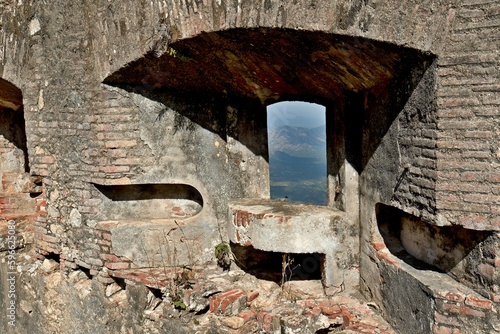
left=103, top=27, right=435, bottom=172
left=231, top=242, right=323, bottom=283
left=92, top=183, right=203, bottom=206
left=376, top=203, right=493, bottom=273
left=0, top=78, right=29, bottom=173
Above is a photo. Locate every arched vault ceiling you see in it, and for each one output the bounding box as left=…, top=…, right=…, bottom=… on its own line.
left=0, top=78, right=23, bottom=111
left=104, top=28, right=433, bottom=105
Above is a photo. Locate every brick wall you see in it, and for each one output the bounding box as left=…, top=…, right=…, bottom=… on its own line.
left=392, top=61, right=439, bottom=222
left=436, top=1, right=500, bottom=231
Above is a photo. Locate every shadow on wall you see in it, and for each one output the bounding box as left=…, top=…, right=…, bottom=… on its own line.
left=103, top=28, right=435, bottom=173
left=376, top=203, right=493, bottom=273
left=230, top=242, right=323, bottom=284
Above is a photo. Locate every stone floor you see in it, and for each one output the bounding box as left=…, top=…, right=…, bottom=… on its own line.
left=109, top=263, right=397, bottom=333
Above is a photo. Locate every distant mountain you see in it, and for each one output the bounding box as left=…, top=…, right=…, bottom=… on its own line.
left=268, top=125, right=326, bottom=159
left=268, top=124, right=327, bottom=206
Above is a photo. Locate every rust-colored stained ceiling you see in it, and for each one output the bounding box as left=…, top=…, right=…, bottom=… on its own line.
left=105, top=28, right=430, bottom=105
left=0, top=78, right=23, bottom=111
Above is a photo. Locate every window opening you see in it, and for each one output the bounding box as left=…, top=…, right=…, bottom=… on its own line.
left=267, top=101, right=327, bottom=205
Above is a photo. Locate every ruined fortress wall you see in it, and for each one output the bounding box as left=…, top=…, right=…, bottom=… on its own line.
left=1, top=1, right=499, bottom=333
left=357, top=1, right=500, bottom=332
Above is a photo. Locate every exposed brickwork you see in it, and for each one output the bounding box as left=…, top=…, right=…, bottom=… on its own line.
left=435, top=0, right=500, bottom=232
left=209, top=289, right=248, bottom=316
left=392, top=61, right=438, bottom=223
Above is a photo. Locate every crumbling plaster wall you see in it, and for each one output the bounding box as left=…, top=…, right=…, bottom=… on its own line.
left=2, top=0, right=498, bottom=333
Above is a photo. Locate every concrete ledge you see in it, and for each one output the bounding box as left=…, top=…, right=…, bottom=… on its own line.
left=228, top=198, right=353, bottom=287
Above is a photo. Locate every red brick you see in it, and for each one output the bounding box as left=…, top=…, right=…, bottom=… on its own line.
left=100, top=253, right=121, bottom=262
left=100, top=166, right=130, bottom=173
left=113, top=158, right=142, bottom=165
left=237, top=309, right=257, bottom=323
left=219, top=290, right=246, bottom=315
left=434, top=312, right=460, bottom=326
left=104, top=149, right=127, bottom=158
left=247, top=290, right=259, bottom=302
left=40, top=156, right=55, bottom=164
left=377, top=250, right=400, bottom=267
left=464, top=194, right=500, bottom=204
left=304, top=306, right=322, bottom=318
left=321, top=305, right=342, bottom=317
left=488, top=172, right=500, bottom=183
left=435, top=291, right=466, bottom=303
left=372, top=241, right=386, bottom=251
left=257, top=312, right=277, bottom=332
left=465, top=295, right=493, bottom=310
left=459, top=306, right=485, bottom=318
left=36, top=240, right=60, bottom=253
left=104, top=262, right=130, bottom=270
left=341, top=307, right=355, bottom=327
left=97, top=239, right=112, bottom=246
left=209, top=294, right=218, bottom=312
left=439, top=302, right=461, bottom=314
left=209, top=289, right=248, bottom=315
left=432, top=324, right=453, bottom=334
left=105, top=140, right=137, bottom=148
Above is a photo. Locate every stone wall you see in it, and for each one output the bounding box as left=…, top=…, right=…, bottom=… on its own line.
left=1, top=0, right=499, bottom=333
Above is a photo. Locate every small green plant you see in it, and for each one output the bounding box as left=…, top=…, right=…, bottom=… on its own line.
left=214, top=242, right=231, bottom=270
left=172, top=295, right=186, bottom=310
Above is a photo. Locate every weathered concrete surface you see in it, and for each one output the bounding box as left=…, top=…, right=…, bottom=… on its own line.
left=0, top=260, right=161, bottom=334
left=376, top=250, right=499, bottom=334
left=107, top=218, right=219, bottom=268
left=228, top=198, right=357, bottom=287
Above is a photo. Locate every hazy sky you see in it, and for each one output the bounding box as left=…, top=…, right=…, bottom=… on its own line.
left=267, top=101, right=326, bottom=129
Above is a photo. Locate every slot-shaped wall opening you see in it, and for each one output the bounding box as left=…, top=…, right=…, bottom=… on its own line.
left=267, top=101, right=327, bottom=206
left=93, top=183, right=203, bottom=220
left=376, top=203, right=493, bottom=273
left=231, top=242, right=323, bottom=284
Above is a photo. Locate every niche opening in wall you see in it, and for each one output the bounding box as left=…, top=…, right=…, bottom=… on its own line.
left=92, top=183, right=203, bottom=220
left=267, top=101, right=327, bottom=206
left=231, top=242, right=324, bottom=284
left=376, top=203, right=493, bottom=273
